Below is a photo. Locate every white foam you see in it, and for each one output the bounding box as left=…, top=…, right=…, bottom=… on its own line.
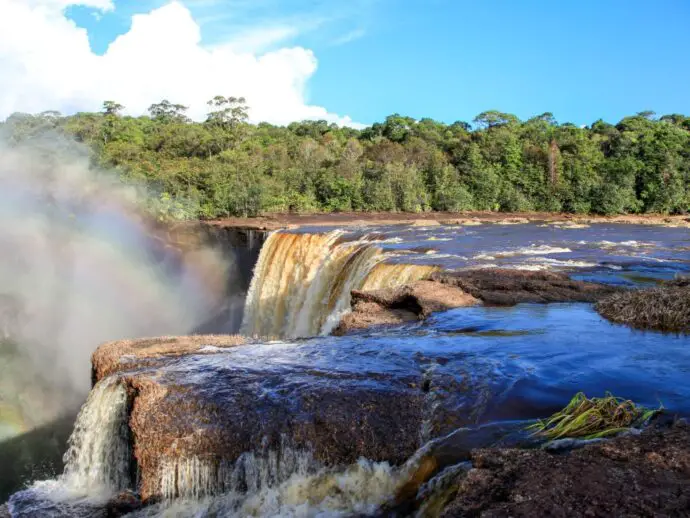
left=422, top=253, right=467, bottom=260
left=61, top=377, right=132, bottom=495
left=583, top=240, right=656, bottom=249
left=141, top=456, right=402, bottom=518
left=474, top=245, right=571, bottom=260
left=524, top=257, right=622, bottom=270
left=197, top=345, right=226, bottom=353
left=9, top=377, right=133, bottom=512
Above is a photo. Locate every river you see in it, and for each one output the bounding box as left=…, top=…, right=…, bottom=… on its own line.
left=3, top=220, right=689, bottom=517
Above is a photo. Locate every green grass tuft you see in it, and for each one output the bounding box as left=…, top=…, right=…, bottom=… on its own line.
left=527, top=392, right=662, bottom=441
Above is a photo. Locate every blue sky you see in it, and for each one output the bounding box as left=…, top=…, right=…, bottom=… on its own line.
left=11, top=0, right=690, bottom=126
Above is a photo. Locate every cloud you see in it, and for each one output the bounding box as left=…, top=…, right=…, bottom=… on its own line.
left=0, top=0, right=361, bottom=126
left=25, top=0, right=114, bottom=11
left=331, top=28, right=365, bottom=46
left=221, top=25, right=299, bottom=53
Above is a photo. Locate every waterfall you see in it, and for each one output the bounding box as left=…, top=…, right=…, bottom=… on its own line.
left=7, top=377, right=133, bottom=516
left=152, top=454, right=403, bottom=517
left=60, top=376, right=132, bottom=495
left=241, top=231, right=438, bottom=338
left=159, top=441, right=316, bottom=500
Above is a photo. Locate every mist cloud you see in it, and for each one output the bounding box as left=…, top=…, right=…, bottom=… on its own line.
left=0, top=131, right=231, bottom=433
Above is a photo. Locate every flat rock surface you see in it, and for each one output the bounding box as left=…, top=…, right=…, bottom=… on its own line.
left=335, top=269, right=618, bottom=335
left=91, top=335, right=245, bottom=382
left=433, top=268, right=620, bottom=306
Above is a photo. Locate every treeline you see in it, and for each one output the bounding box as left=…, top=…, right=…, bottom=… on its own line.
left=2, top=99, right=689, bottom=218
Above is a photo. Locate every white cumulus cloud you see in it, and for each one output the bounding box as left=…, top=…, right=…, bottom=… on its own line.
left=0, top=0, right=361, bottom=126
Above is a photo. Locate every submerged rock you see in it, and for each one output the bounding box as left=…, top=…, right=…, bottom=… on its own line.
left=106, top=490, right=142, bottom=517
left=441, top=421, right=690, bottom=517
left=596, top=279, right=690, bottom=333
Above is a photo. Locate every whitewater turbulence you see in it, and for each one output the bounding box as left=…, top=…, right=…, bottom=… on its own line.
left=60, top=377, right=132, bottom=495
left=8, top=377, right=133, bottom=515
left=241, top=231, right=438, bottom=338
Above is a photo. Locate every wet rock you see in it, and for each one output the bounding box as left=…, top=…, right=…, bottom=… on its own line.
left=334, top=281, right=479, bottom=335
left=333, top=301, right=419, bottom=335
left=106, top=490, right=142, bottom=517
left=495, top=217, right=530, bottom=225
left=596, top=280, right=690, bottom=333
left=91, top=335, right=244, bottom=383
left=90, top=332, right=506, bottom=504
left=438, top=219, right=483, bottom=226
left=441, top=422, right=690, bottom=517
left=433, top=268, right=620, bottom=306
left=112, top=355, right=429, bottom=502
left=384, top=422, right=538, bottom=515
left=409, top=219, right=442, bottom=227
left=335, top=270, right=618, bottom=334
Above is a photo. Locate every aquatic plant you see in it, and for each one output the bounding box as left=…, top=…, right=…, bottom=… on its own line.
left=528, top=392, right=661, bottom=440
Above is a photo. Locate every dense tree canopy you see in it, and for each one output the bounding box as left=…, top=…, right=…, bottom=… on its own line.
left=2, top=99, right=689, bottom=219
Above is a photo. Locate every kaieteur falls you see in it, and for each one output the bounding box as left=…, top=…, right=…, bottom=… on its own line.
left=241, top=230, right=438, bottom=339
left=4, top=218, right=690, bottom=516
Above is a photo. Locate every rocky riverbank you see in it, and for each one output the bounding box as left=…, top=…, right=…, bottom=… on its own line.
left=438, top=420, right=690, bottom=517
left=204, top=211, right=690, bottom=231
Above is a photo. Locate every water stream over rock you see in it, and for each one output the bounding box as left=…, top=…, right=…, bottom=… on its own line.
left=4, top=222, right=690, bottom=516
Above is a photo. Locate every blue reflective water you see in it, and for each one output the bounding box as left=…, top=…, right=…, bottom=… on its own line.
left=159, top=303, right=690, bottom=432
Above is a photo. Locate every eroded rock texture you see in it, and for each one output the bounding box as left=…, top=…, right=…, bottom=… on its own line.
left=92, top=335, right=500, bottom=502
left=433, top=269, right=620, bottom=306
left=441, top=422, right=690, bottom=517
left=596, top=278, right=690, bottom=333
left=334, top=280, right=480, bottom=335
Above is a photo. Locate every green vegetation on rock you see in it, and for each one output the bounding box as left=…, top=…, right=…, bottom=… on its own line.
left=528, top=392, right=661, bottom=440
left=3, top=101, right=690, bottom=219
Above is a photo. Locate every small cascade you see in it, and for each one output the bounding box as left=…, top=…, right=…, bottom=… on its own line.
left=148, top=456, right=405, bottom=517
left=241, top=231, right=438, bottom=338
left=159, top=442, right=316, bottom=500
left=7, top=377, right=133, bottom=516
left=360, top=262, right=441, bottom=291
left=143, top=436, right=468, bottom=517
left=60, top=376, right=132, bottom=495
